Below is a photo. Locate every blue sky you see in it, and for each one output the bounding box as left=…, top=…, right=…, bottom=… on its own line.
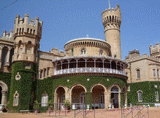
left=0, top=0, right=160, bottom=59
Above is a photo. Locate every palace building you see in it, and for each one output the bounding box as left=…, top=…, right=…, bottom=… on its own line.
left=0, top=4, right=159, bottom=112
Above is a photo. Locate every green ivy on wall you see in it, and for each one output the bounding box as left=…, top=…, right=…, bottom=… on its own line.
left=37, top=75, right=127, bottom=107
left=8, top=62, right=36, bottom=112
left=127, top=81, right=160, bottom=106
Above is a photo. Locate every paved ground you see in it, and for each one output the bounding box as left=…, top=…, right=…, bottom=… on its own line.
left=0, top=107, right=159, bottom=118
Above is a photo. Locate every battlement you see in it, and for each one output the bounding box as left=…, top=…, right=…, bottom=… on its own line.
left=102, top=4, right=121, bottom=29
left=14, top=14, right=43, bottom=39
left=126, top=53, right=159, bottom=63
left=149, top=43, right=160, bottom=58
left=50, top=48, right=65, bottom=57
left=1, top=30, right=14, bottom=40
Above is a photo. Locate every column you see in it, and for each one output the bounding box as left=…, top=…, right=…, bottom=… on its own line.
left=55, top=62, right=57, bottom=75
left=1, top=91, right=7, bottom=106
left=23, top=43, right=26, bottom=53
left=109, top=60, right=112, bottom=73
left=60, top=61, right=62, bottom=74
left=54, top=93, right=58, bottom=110
left=104, top=91, right=110, bottom=109
left=115, top=61, right=118, bottom=74
left=85, top=59, right=87, bottom=72
left=0, top=46, right=3, bottom=68
left=6, top=47, right=11, bottom=66
left=102, top=59, right=104, bottom=73
left=76, top=59, right=78, bottom=73
left=68, top=60, right=70, bottom=73
left=94, top=59, right=96, bottom=72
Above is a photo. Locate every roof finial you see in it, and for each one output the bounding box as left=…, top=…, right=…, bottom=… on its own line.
left=108, top=0, right=111, bottom=9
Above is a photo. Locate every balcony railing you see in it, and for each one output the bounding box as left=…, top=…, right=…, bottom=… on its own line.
left=54, top=67, right=126, bottom=76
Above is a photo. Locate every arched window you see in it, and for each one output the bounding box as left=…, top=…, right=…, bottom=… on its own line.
left=137, top=90, right=143, bottom=102
left=111, top=86, right=119, bottom=93
left=153, top=69, right=156, bottom=77
left=13, top=91, right=19, bottom=106
left=40, top=70, right=43, bottom=78
left=26, top=41, right=32, bottom=54
left=155, top=91, right=159, bottom=102
left=41, top=94, right=48, bottom=107
left=1, top=47, right=8, bottom=66
left=99, top=50, right=103, bottom=56
left=81, top=48, right=86, bottom=55
left=47, top=68, right=50, bottom=76
left=136, top=69, right=140, bottom=79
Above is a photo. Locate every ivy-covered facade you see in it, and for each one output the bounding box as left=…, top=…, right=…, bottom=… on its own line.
left=0, top=3, right=160, bottom=113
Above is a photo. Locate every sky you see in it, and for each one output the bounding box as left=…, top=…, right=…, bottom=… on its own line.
left=0, top=0, right=160, bottom=59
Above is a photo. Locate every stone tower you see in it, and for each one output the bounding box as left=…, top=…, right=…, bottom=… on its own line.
left=13, top=14, right=43, bottom=63
left=8, top=14, right=43, bottom=111
left=102, top=4, right=121, bottom=59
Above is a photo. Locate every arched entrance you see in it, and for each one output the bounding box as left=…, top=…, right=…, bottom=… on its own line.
left=0, top=81, right=8, bottom=106
left=111, top=86, right=119, bottom=108
left=56, top=87, right=65, bottom=104
left=71, top=85, right=86, bottom=109
left=91, top=85, right=105, bottom=109
left=55, top=87, right=65, bottom=110
left=0, top=86, right=2, bottom=104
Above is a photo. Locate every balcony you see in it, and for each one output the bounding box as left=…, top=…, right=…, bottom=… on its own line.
left=51, top=56, right=127, bottom=77
left=54, top=67, right=126, bottom=76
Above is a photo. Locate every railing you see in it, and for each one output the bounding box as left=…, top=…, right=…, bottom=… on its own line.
left=54, top=67, right=126, bottom=76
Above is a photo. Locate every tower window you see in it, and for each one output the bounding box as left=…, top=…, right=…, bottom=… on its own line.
left=153, top=69, right=156, bottom=77
left=81, top=48, right=86, bottom=55
left=136, top=69, right=140, bottom=79
left=157, top=69, right=159, bottom=77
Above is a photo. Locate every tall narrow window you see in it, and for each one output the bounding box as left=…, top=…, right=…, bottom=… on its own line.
left=47, top=68, right=49, bottom=76
left=41, top=94, right=48, bottom=107
left=13, top=91, right=19, bottom=106
left=44, top=69, right=46, bottom=78
left=153, top=69, right=156, bottom=77
left=137, top=69, right=140, bottom=79
left=71, top=48, right=74, bottom=56
left=40, top=70, right=43, bottom=78
left=155, top=91, right=159, bottom=102
left=81, top=48, right=86, bottom=55
left=157, top=69, right=159, bottom=77
left=137, top=90, right=143, bottom=102
left=99, top=50, right=103, bottom=56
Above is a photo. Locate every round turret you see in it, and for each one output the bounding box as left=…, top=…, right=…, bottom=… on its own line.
left=102, top=4, right=121, bottom=59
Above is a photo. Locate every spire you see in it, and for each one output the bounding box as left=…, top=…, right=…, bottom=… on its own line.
left=108, top=0, right=111, bottom=9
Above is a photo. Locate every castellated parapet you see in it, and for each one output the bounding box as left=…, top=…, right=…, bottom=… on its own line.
left=13, top=14, right=43, bottom=63
left=1, top=30, right=14, bottom=40
left=150, top=43, right=160, bottom=59
left=14, top=14, right=43, bottom=39
left=102, top=4, right=121, bottom=59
